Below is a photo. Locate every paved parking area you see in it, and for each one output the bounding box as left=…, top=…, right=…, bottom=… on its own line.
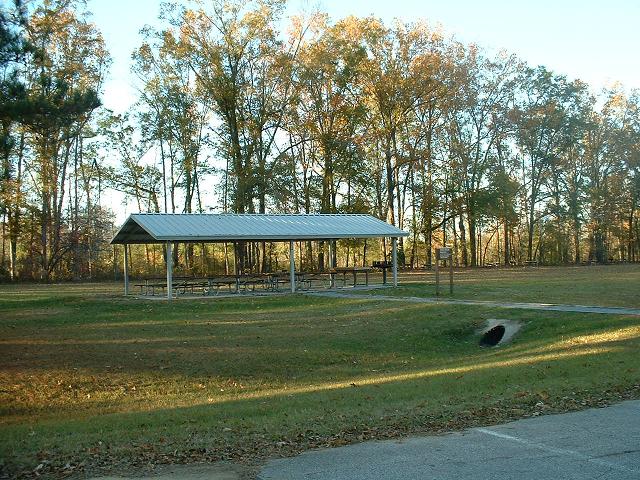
left=258, top=400, right=640, bottom=479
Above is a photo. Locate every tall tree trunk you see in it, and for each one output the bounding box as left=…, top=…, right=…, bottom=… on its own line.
left=468, top=210, right=477, bottom=267
left=384, top=139, right=395, bottom=225
left=504, top=220, right=510, bottom=266
left=459, top=215, right=468, bottom=267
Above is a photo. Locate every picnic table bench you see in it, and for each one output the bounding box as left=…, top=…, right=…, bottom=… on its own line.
left=581, top=260, right=598, bottom=266
left=298, top=272, right=334, bottom=290
left=202, top=276, right=240, bottom=295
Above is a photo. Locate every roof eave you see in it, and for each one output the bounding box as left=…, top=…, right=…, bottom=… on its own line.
left=110, top=215, right=159, bottom=245
left=152, top=232, right=409, bottom=242
left=109, top=213, right=408, bottom=244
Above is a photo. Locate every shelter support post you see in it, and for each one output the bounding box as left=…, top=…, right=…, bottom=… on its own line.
left=392, top=237, right=398, bottom=287
left=232, top=241, right=239, bottom=293
left=289, top=240, right=296, bottom=293
left=328, top=240, right=335, bottom=288
left=166, top=241, right=173, bottom=300
left=123, top=244, right=129, bottom=295
left=232, top=241, right=237, bottom=275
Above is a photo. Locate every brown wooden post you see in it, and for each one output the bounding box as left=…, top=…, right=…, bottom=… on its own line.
left=449, top=256, right=454, bottom=294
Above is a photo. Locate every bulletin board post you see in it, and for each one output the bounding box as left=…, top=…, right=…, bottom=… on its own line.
left=435, top=246, right=453, bottom=296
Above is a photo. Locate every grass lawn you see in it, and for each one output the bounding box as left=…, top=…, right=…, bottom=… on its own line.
left=1, top=267, right=640, bottom=478
left=390, top=264, right=640, bottom=307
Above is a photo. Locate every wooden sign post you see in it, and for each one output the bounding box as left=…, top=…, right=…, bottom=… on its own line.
left=435, top=246, right=453, bottom=296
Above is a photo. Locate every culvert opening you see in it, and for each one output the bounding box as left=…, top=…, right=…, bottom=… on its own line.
left=480, top=324, right=506, bottom=347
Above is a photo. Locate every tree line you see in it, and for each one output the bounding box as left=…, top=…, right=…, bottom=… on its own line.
left=1, top=0, right=639, bottom=281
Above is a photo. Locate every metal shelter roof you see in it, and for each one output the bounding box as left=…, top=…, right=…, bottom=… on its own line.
left=110, top=213, right=408, bottom=244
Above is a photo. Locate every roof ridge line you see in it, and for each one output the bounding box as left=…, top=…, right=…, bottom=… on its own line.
left=130, top=213, right=372, bottom=216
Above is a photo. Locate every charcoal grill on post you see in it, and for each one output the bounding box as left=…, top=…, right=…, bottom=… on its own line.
left=372, top=260, right=393, bottom=284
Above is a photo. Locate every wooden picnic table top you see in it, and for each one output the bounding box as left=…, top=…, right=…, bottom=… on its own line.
left=333, top=266, right=373, bottom=273
left=142, top=272, right=330, bottom=285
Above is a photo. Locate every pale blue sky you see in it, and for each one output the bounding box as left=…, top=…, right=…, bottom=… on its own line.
left=85, top=0, right=638, bottom=219
left=88, top=0, right=640, bottom=111
left=89, top=0, right=639, bottom=113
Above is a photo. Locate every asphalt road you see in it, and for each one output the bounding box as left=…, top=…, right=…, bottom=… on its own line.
left=258, top=400, right=640, bottom=480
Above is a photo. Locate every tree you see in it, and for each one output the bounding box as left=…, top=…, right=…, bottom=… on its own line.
left=1, top=0, right=31, bottom=279
left=511, top=67, right=583, bottom=262
left=0, top=0, right=109, bottom=280
left=449, top=47, right=522, bottom=266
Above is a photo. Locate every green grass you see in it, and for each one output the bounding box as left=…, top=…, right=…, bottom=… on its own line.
left=388, top=264, right=640, bottom=307
left=1, top=267, right=640, bottom=477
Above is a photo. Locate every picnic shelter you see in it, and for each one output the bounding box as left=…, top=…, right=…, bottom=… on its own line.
left=110, top=213, right=409, bottom=299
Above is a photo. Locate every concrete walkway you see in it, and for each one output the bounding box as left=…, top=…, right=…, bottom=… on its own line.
left=258, top=400, right=640, bottom=480
left=308, top=291, right=640, bottom=316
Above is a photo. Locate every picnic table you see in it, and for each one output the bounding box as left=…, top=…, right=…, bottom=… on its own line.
left=333, top=267, right=373, bottom=287
left=202, top=276, right=240, bottom=295
left=135, top=269, right=371, bottom=296
left=135, top=276, right=195, bottom=296
left=239, top=274, right=271, bottom=292
left=135, top=275, right=270, bottom=296
left=268, top=271, right=309, bottom=291
left=203, top=274, right=275, bottom=295
left=300, top=271, right=335, bottom=290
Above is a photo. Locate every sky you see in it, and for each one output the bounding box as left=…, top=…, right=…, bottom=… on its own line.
left=89, top=0, right=640, bottom=115
left=86, top=0, right=639, bottom=220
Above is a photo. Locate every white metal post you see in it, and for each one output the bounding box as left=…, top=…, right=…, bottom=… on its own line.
left=232, top=241, right=239, bottom=293
left=166, top=241, right=173, bottom=300
left=392, top=237, right=398, bottom=287
left=123, top=244, right=130, bottom=295
left=289, top=240, right=296, bottom=293
left=328, top=239, right=335, bottom=288
left=232, top=241, right=237, bottom=275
